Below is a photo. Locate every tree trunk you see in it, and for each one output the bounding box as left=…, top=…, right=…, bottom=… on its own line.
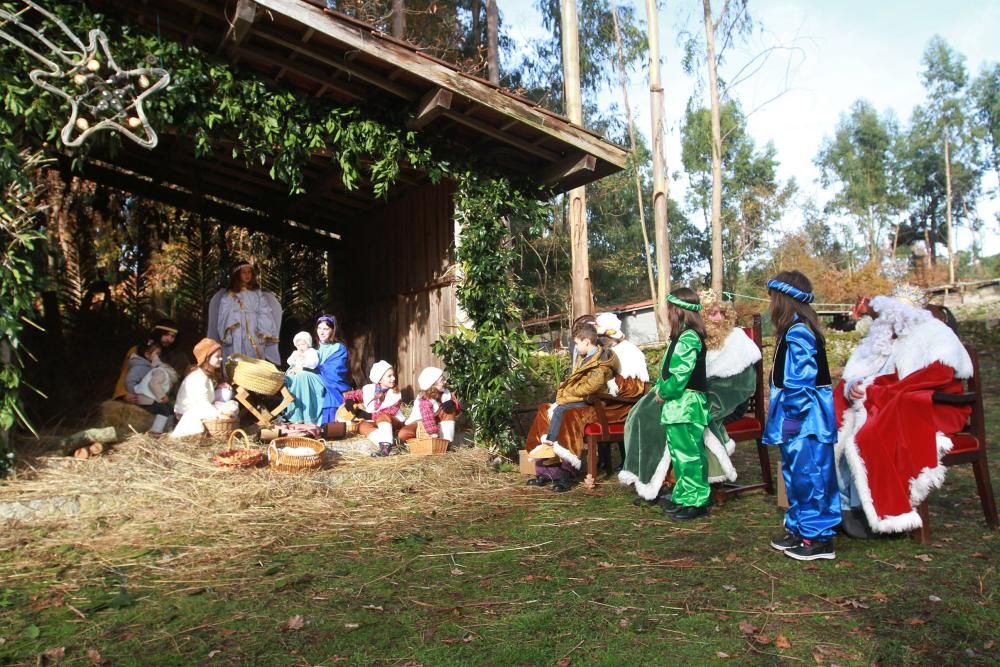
left=391, top=0, right=405, bottom=39
left=471, top=0, right=482, bottom=53
left=703, top=0, right=725, bottom=293
left=611, top=2, right=656, bottom=306
left=643, top=0, right=671, bottom=341
left=560, top=0, right=593, bottom=319
left=486, top=0, right=499, bottom=85
left=944, top=131, right=954, bottom=284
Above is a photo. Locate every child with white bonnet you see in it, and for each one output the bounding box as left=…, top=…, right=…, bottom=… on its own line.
left=400, top=367, right=461, bottom=445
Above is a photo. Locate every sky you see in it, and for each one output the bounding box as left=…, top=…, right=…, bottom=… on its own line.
left=500, top=0, right=1000, bottom=257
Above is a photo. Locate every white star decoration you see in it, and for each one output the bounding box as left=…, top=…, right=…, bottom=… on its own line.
left=0, top=1, right=170, bottom=149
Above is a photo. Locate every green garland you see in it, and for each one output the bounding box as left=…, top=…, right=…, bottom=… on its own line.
left=0, top=2, right=548, bottom=457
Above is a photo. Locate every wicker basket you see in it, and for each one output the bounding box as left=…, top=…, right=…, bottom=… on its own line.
left=267, top=436, right=326, bottom=472
left=232, top=356, right=286, bottom=395
left=407, top=421, right=449, bottom=456
left=212, top=429, right=265, bottom=469
left=407, top=437, right=449, bottom=456
left=202, top=416, right=239, bottom=439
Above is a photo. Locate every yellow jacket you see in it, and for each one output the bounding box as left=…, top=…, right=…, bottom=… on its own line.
left=555, top=346, right=620, bottom=404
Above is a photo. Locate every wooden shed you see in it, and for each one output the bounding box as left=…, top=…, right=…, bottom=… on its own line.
left=74, top=0, right=628, bottom=396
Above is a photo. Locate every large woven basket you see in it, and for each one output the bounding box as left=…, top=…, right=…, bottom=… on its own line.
left=212, top=429, right=265, bottom=469
left=202, top=416, right=239, bottom=439
left=232, top=356, right=286, bottom=395
left=267, top=436, right=326, bottom=472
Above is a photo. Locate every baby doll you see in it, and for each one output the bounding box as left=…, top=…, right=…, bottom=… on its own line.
left=286, top=331, right=320, bottom=375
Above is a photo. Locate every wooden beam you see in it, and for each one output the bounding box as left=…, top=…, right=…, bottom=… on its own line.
left=540, top=153, right=596, bottom=190
left=254, top=31, right=417, bottom=101
left=220, top=0, right=257, bottom=56
left=440, top=109, right=559, bottom=162
left=408, top=88, right=452, bottom=131
left=236, top=47, right=366, bottom=102
left=73, top=159, right=340, bottom=248
left=252, top=0, right=628, bottom=172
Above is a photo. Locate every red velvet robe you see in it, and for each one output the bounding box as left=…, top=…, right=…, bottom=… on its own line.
left=835, top=361, right=970, bottom=532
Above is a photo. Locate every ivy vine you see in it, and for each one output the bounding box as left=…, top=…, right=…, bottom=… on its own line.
left=434, top=174, right=547, bottom=455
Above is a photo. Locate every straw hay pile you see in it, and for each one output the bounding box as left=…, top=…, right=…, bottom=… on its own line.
left=0, top=434, right=522, bottom=588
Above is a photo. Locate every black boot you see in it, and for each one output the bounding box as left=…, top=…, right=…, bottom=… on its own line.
left=371, top=442, right=393, bottom=458
left=839, top=508, right=874, bottom=539
left=526, top=475, right=551, bottom=487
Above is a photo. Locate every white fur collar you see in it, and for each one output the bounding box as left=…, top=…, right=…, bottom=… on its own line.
left=706, top=329, right=761, bottom=379
left=612, top=340, right=650, bottom=382
left=893, top=318, right=972, bottom=379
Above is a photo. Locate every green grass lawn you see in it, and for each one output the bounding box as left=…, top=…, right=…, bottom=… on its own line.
left=1, top=320, right=998, bottom=666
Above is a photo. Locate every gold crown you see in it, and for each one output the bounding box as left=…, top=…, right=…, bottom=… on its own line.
left=890, top=283, right=927, bottom=307
left=698, top=288, right=723, bottom=305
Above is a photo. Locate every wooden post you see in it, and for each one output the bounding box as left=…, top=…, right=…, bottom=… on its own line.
left=561, top=0, right=594, bottom=320
left=644, top=0, right=670, bottom=340
left=703, top=0, right=725, bottom=293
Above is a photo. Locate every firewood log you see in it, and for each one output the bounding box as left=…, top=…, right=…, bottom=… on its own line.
left=60, top=426, right=118, bottom=455
left=87, top=442, right=104, bottom=456
left=73, top=447, right=90, bottom=459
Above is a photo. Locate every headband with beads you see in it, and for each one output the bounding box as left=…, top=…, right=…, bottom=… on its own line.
left=767, top=279, right=815, bottom=304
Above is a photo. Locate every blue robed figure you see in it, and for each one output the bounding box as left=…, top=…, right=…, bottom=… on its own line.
left=284, top=315, right=352, bottom=425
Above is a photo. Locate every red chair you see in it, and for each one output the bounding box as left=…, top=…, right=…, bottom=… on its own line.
left=582, top=383, right=649, bottom=483
left=713, top=314, right=774, bottom=504
left=912, top=345, right=997, bottom=544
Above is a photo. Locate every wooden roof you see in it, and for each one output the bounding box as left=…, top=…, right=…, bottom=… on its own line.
left=77, top=0, right=628, bottom=246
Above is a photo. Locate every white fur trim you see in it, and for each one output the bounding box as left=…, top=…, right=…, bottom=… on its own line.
left=606, top=378, right=620, bottom=396
left=552, top=441, right=581, bottom=470
left=612, top=340, right=650, bottom=382
left=725, top=438, right=736, bottom=456
left=704, top=429, right=738, bottom=483
left=836, top=392, right=948, bottom=534
left=844, top=307, right=972, bottom=384
left=706, top=329, right=761, bottom=379
left=892, top=318, right=973, bottom=380
left=618, top=449, right=672, bottom=500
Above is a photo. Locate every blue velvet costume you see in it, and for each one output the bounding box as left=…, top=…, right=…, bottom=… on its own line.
left=284, top=342, right=351, bottom=425
left=763, top=320, right=840, bottom=541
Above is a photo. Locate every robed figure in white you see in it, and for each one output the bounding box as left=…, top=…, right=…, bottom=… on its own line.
left=207, top=261, right=282, bottom=365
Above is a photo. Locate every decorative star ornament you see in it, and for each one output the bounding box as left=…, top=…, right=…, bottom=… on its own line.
left=0, top=0, right=170, bottom=149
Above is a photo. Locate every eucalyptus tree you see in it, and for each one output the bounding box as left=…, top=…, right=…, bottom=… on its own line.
left=692, top=0, right=753, bottom=292
left=681, top=100, right=795, bottom=287
left=970, top=63, right=1000, bottom=187
left=815, top=99, right=903, bottom=264
left=918, top=36, right=975, bottom=282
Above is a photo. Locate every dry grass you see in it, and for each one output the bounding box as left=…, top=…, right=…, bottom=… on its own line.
left=0, top=434, right=519, bottom=592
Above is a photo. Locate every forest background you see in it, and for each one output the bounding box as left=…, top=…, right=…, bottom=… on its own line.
left=2, top=0, right=999, bottom=431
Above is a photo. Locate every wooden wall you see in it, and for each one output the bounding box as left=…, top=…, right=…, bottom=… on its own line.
left=340, top=181, right=457, bottom=400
